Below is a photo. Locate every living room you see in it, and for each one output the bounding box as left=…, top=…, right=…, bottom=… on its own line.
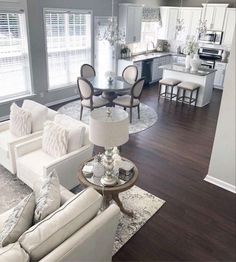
left=0, top=0, right=235, bottom=261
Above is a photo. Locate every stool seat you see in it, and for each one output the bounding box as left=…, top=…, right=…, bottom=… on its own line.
left=177, top=81, right=199, bottom=90
left=159, top=78, right=181, bottom=86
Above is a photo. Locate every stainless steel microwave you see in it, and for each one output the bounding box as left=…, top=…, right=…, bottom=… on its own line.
left=198, top=31, right=223, bottom=45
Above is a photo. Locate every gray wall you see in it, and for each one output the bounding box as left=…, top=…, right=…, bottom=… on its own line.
left=0, top=0, right=160, bottom=119
left=164, top=0, right=235, bottom=8
left=207, top=31, right=235, bottom=191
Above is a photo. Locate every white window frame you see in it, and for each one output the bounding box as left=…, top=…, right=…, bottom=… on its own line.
left=0, top=1, right=34, bottom=102
left=43, top=8, right=93, bottom=91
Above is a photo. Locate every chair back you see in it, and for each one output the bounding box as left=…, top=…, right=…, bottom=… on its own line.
left=77, top=77, right=94, bottom=100
left=131, top=78, right=145, bottom=99
left=80, top=64, right=96, bottom=78
left=122, top=65, right=138, bottom=84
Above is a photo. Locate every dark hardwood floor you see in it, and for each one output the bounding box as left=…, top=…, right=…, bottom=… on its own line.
left=53, top=86, right=236, bottom=262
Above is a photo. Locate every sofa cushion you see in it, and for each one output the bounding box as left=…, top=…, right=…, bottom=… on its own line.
left=0, top=242, right=29, bottom=262
left=42, top=121, right=68, bottom=157
left=54, top=114, right=86, bottom=152
left=0, top=193, right=35, bottom=247
left=22, top=100, right=48, bottom=132
left=19, top=187, right=102, bottom=261
left=9, top=103, right=32, bottom=137
left=34, top=170, right=61, bottom=224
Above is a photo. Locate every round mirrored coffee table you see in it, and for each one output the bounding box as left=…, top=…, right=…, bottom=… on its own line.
left=78, top=157, right=138, bottom=217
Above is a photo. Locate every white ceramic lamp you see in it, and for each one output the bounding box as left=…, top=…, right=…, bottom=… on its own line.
left=89, top=108, right=129, bottom=186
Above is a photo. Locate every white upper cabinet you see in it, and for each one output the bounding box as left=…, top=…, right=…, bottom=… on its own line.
left=222, top=8, right=236, bottom=49
left=119, top=4, right=143, bottom=44
left=158, top=7, right=179, bottom=41
left=202, top=4, right=228, bottom=31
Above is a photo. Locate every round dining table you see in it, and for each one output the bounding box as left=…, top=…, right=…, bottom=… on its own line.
left=88, top=76, right=134, bottom=102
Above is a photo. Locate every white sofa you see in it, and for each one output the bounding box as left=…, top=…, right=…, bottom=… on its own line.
left=0, top=187, right=120, bottom=262
left=15, top=119, right=94, bottom=190
left=0, top=100, right=57, bottom=174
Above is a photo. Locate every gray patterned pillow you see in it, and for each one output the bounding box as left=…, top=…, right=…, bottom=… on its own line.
left=0, top=193, right=35, bottom=247
left=34, top=170, right=61, bottom=224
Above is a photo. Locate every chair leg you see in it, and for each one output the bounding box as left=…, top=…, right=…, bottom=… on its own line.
left=170, top=85, right=174, bottom=100
left=158, top=83, right=162, bottom=100
left=195, top=88, right=199, bottom=107
left=189, top=90, right=193, bottom=105
left=124, top=107, right=126, bottom=111
left=137, top=105, right=140, bottom=119
left=182, top=90, right=186, bottom=104
left=80, top=105, right=83, bottom=120
left=130, top=108, right=132, bottom=123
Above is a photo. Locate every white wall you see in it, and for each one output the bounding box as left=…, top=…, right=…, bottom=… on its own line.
left=205, top=32, right=236, bottom=193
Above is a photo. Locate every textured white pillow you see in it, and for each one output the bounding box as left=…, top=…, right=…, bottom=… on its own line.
left=54, top=114, right=86, bottom=152
left=0, top=193, right=35, bottom=247
left=34, top=170, right=61, bottom=224
left=42, top=121, right=68, bottom=157
left=0, top=242, right=29, bottom=262
left=22, top=100, right=48, bottom=132
left=9, top=103, right=32, bottom=137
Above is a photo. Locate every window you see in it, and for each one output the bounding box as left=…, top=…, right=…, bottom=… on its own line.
left=44, top=9, right=92, bottom=90
left=131, top=22, right=159, bottom=54
left=0, top=11, right=32, bottom=101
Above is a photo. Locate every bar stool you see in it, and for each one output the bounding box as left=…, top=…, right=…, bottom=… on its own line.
left=177, top=81, right=200, bottom=106
left=158, top=78, right=181, bottom=101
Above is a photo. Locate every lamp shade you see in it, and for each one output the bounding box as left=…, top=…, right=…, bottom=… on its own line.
left=89, top=108, right=129, bottom=148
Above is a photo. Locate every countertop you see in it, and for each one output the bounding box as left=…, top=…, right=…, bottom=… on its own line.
left=159, top=64, right=217, bottom=76
left=122, top=52, right=185, bottom=62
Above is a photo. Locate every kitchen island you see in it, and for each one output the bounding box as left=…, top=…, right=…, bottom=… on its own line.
left=159, top=64, right=216, bottom=107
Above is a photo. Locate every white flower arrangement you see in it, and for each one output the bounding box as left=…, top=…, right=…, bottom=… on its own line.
left=183, top=38, right=199, bottom=55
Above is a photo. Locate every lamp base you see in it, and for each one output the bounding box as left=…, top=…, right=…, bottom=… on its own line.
left=101, top=175, right=117, bottom=186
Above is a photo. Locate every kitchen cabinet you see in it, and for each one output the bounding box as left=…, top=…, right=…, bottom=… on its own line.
left=152, top=55, right=171, bottom=82
left=222, top=8, right=236, bottom=49
left=172, top=55, right=185, bottom=65
left=201, top=4, right=228, bottom=31
left=158, top=7, right=179, bottom=41
left=117, top=59, right=142, bottom=79
left=119, top=4, right=143, bottom=44
left=176, top=8, right=202, bottom=42
left=214, top=62, right=227, bottom=89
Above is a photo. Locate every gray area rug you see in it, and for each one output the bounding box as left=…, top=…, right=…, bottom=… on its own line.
left=58, top=101, right=158, bottom=134
left=0, top=165, right=165, bottom=254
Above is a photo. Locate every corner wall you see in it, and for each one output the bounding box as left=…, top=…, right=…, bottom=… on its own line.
left=205, top=32, right=236, bottom=193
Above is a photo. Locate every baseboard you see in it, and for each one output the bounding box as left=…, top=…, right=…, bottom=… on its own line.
left=204, top=175, right=236, bottom=194
left=45, top=95, right=80, bottom=107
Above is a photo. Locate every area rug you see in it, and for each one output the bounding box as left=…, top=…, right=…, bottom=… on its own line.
left=0, top=165, right=165, bottom=255
left=57, top=101, right=158, bottom=134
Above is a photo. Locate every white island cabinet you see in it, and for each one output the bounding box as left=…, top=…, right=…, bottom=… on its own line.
left=160, top=64, right=216, bottom=107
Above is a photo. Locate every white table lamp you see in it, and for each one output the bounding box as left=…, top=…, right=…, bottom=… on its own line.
left=89, top=108, right=129, bottom=186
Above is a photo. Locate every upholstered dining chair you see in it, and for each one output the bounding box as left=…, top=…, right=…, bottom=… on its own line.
left=77, top=77, right=109, bottom=120
left=113, top=78, right=145, bottom=123
left=80, top=64, right=102, bottom=96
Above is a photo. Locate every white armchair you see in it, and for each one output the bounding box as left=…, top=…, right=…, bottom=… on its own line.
left=15, top=122, right=93, bottom=190
left=0, top=100, right=57, bottom=174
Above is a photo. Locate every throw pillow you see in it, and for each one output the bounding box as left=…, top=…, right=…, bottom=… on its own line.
left=34, top=170, right=61, bottom=224
left=22, top=100, right=48, bottom=132
left=54, top=114, right=86, bottom=152
left=9, top=103, right=32, bottom=137
left=0, top=242, right=29, bottom=262
left=0, top=193, right=35, bottom=247
left=42, top=121, right=68, bottom=157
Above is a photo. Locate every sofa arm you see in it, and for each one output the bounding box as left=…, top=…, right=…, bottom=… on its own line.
left=60, top=185, right=75, bottom=205
left=15, top=137, right=42, bottom=158
left=44, top=144, right=94, bottom=189
left=40, top=204, right=120, bottom=262
left=0, top=120, right=9, bottom=132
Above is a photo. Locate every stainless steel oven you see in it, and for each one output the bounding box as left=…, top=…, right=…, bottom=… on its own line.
left=198, top=47, right=224, bottom=69
left=198, top=31, right=223, bottom=45
left=200, top=60, right=215, bottom=69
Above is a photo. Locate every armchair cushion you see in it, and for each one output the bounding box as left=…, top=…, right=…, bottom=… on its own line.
left=0, top=193, right=35, bottom=247
left=42, top=121, right=68, bottom=157
left=34, top=170, right=61, bottom=224
left=54, top=114, right=86, bottom=152
left=19, top=188, right=102, bottom=261
left=0, top=242, right=29, bottom=262
left=22, top=100, right=48, bottom=132
left=9, top=103, right=32, bottom=137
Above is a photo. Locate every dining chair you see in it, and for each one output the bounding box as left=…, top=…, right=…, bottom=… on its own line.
left=113, top=78, right=145, bottom=123
left=80, top=64, right=102, bottom=96
left=77, top=77, right=109, bottom=120
left=117, top=65, right=138, bottom=96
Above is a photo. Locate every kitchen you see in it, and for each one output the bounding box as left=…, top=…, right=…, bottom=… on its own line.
left=115, top=2, right=235, bottom=107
